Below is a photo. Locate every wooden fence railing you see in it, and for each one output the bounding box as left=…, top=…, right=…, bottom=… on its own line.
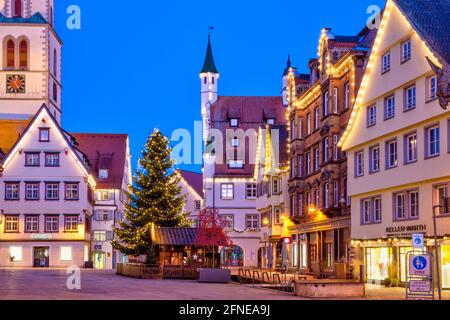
left=117, top=263, right=198, bottom=280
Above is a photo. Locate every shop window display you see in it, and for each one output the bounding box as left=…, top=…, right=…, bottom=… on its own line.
left=365, top=247, right=392, bottom=281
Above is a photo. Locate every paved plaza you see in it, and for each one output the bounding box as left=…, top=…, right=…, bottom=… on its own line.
left=1, top=268, right=450, bottom=300
left=0, top=268, right=299, bottom=300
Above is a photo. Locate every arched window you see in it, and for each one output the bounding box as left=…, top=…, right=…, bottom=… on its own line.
left=13, top=0, right=23, bottom=17
left=19, top=39, right=28, bottom=69
left=53, top=82, right=58, bottom=102
left=53, top=49, right=57, bottom=76
left=6, top=39, right=15, bottom=69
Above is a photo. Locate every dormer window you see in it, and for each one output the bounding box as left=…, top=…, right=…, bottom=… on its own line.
left=267, top=118, right=275, bottom=125
left=39, top=128, right=50, bottom=142
left=99, top=169, right=109, bottom=179
left=230, top=118, right=239, bottom=127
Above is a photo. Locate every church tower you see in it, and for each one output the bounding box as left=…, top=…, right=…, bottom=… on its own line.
left=200, top=35, right=219, bottom=146
left=0, top=0, right=63, bottom=124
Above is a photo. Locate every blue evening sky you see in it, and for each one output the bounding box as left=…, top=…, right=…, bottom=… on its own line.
left=57, top=0, right=385, bottom=173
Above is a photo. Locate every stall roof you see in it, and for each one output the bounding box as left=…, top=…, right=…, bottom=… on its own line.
left=153, top=227, right=199, bottom=246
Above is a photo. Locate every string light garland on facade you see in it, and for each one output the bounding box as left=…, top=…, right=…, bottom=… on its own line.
left=338, top=0, right=443, bottom=148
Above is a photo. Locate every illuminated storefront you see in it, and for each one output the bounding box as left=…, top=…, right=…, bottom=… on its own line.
left=442, top=245, right=450, bottom=289
left=365, top=247, right=392, bottom=281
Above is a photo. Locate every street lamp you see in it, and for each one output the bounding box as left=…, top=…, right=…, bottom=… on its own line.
left=432, top=204, right=443, bottom=300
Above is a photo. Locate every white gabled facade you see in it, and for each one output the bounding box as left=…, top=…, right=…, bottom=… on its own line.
left=340, top=0, right=450, bottom=286
left=0, top=105, right=94, bottom=267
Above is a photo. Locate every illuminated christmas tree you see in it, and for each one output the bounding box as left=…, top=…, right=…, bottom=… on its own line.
left=112, top=129, right=188, bottom=264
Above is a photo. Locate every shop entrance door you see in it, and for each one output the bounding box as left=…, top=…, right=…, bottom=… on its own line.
left=93, top=252, right=105, bottom=269
left=33, top=247, right=49, bottom=268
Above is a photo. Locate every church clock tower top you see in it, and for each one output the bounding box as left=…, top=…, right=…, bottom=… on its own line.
left=1, top=0, right=55, bottom=26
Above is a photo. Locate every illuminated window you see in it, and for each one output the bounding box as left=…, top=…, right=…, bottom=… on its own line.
left=9, top=246, right=22, bottom=262
left=405, top=133, right=417, bottom=163
left=267, top=118, right=275, bottom=125
left=220, top=184, right=234, bottom=200
left=64, top=215, right=79, bottom=232
left=333, top=87, right=338, bottom=114
left=230, top=119, right=239, bottom=127
left=272, top=177, right=280, bottom=195
left=93, top=231, right=107, bottom=242
left=60, top=246, right=72, bottom=261
left=306, top=113, right=311, bottom=135
left=5, top=215, right=19, bottom=233
left=229, top=160, right=244, bottom=169
left=97, top=191, right=111, bottom=201
left=98, top=169, right=109, bottom=179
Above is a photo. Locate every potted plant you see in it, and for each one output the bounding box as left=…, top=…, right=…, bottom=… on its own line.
left=384, top=277, right=392, bottom=287
left=390, top=275, right=399, bottom=287
left=195, top=208, right=232, bottom=283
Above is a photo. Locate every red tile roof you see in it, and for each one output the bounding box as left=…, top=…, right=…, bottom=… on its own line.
left=210, top=96, right=285, bottom=177
left=180, top=170, right=203, bottom=198
left=70, top=133, right=128, bottom=190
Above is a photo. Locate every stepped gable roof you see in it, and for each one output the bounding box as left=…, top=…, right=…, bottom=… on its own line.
left=180, top=170, right=203, bottom=198
left=70, top=133, right=128, bottom=189
left=394, top=0, right=450, bottom=63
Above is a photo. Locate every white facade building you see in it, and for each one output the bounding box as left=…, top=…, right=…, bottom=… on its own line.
left=340, top=0, right=450, bottom=285
left=200, top=36, right=285, bottom=267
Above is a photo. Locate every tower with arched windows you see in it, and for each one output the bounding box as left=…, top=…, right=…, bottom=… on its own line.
left=0, top=0, right=62, bottom=124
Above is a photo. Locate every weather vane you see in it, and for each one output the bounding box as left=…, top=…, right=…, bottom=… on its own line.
left=208, top=26, right=215, bottom=36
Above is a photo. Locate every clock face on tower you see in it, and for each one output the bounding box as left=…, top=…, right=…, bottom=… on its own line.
left=6, top=74, right=26, bottom=94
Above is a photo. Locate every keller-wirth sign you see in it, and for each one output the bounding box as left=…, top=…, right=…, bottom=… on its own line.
left=386, top=224, right=426, bottom=237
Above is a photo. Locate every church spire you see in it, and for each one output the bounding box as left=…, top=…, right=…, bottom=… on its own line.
left=283, top=54, right=292, bottom=76
left=200, top=35, right=219, bottom=74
